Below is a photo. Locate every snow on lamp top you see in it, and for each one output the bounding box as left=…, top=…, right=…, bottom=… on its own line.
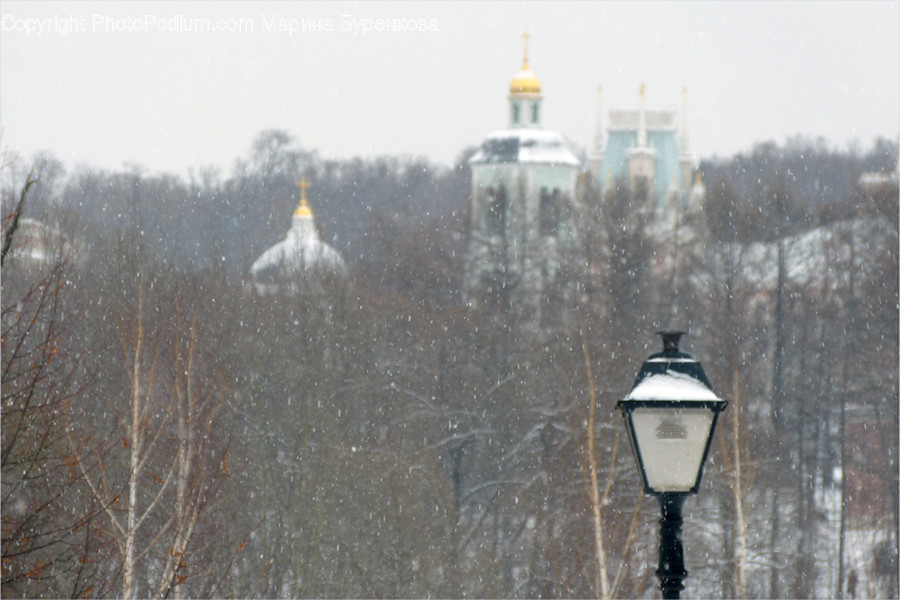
left=625, top=370, right=720, bottom=402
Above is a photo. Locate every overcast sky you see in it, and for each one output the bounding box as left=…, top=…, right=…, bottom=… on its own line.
left=2, top=1, right=898, bottom=178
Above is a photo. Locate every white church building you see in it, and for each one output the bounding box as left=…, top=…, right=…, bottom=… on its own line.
left=250, top=176, right=345, bottom=295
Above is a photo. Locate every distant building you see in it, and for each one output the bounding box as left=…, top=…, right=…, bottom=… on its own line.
left=2, top=217, right=80, bottom=268
left=589, top=85, right=704, bottom=226
left=250, top=176, right=345, bottom=295
left=464, top=36, right=582, bottom=326
left=859, top=169, right=898, bottom=196
left=463, top=40, right=712, bottom=325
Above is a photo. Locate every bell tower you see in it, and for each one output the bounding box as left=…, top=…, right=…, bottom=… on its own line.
left=508, top=33, right=543, bottom=128
left=465, top=37, right=582, bottom=328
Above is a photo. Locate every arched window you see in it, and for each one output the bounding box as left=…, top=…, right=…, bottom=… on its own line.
left=531, top=102, right=540, bottom=124
left=511, top=102, right=521, bottom=125
left=540, top=187, right=559, bottom=236
left=485, top=185, right=507, bottom=236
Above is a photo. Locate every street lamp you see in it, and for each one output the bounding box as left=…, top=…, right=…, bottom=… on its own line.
left=617, top=331, right=727, bottom=599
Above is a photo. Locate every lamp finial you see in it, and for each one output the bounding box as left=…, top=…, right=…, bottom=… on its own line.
left=656, top=330, right=686, bottom=353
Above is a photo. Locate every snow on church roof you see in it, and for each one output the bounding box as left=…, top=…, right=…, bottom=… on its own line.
left=250, top=219, right=344, bottom=277
left=469, top=128, right=581, bottom=167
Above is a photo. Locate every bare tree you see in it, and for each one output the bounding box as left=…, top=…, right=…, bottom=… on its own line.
left=66, top=263, right=175, bottom=599
left=578, top=314, right=643, bottom=599
left=156, top=311, right=232, bottom=599
left=65, top=259, right=236, bottom=599
left=2, top=176, right=107, bottom=598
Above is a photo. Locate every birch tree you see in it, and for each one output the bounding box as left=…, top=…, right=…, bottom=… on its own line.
left=66, top=264, right=175, bottom=599
left=66, top=261, right=236, bottom=599
left=155, top=311, right=232, bottom=599
left=578, top=314, right=643, bottom=599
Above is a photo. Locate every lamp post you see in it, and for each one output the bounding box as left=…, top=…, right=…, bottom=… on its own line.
left=617, top=331, right=727, bottom=599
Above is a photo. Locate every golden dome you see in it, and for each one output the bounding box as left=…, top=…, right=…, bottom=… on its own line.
left=509, top=60, right=541, bottom=95
left=294, top=199, right=313, bottom=218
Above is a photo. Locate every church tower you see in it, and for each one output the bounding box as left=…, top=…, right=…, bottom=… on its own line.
left=593, top=84, right=703, bottom=226
left=465, top=37, right=582, bottom=328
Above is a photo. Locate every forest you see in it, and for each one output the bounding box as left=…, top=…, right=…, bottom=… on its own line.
left=2, top=131, right=897, bottom=598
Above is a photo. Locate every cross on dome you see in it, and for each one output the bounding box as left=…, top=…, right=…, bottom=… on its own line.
left=294, top=175, right=313, bottom=218
left=522, top=32, right=530, bottom=68
left=509, top=32, right=541, bottom=96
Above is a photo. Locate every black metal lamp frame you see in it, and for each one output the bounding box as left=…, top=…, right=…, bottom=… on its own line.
left=617, top=332, right=727, bottom=599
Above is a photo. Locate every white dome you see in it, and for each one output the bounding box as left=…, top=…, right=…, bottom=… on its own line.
left=250, top=210, right=344, bottom=295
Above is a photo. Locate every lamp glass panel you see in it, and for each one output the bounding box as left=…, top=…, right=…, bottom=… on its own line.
left=630, top=407, right=714, bottom=492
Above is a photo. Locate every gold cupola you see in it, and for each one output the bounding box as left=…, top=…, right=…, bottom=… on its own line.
left=509, top=33, right=541, bottom=96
